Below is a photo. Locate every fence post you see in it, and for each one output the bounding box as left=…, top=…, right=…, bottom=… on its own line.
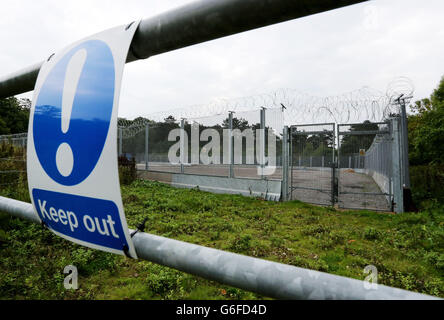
left=399, top=98, right=411, bottom=189
left=391, top=117, right=404, bottom=213
left=229, top=111, right=234, bottom=178
left=260, top=107, right=266, bottom=179
left=282, top=126, right=289, bottom=201
left=332, top=124, right=336, bottom=165
left=289, top=127, right=293, bottom=200
left=180, top=118, right=185, bottom=173
left=145, top=122, right=149, bottom=171
left=331, top=158, right=336, bottom=206
left=118, top=127, right=123, bottom=156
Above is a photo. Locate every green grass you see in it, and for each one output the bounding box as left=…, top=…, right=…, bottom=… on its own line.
left=1, top=179, right=443, bottom=299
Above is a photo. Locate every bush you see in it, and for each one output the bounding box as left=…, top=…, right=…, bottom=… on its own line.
left=410, top=165, right=444, bottom=207
left=363, top=227, right=382, bottom=240
left=230, top=234, right=252, bottom=253
left=424, top=252, right=444, bottom=271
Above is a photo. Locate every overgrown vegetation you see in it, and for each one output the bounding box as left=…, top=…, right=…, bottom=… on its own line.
left=408, top=76, right=444, bottom=208
left=1, top=179, right=443, bottom=299
left=0, top=98, right=30, bottom=135
left=410, top=165, right=444, bottom=206
left=0, top=143, right=27, bottom=193
left=1, top=84, right=444, bottom=299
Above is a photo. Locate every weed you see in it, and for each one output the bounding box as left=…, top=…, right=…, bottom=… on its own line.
left=0, top=178, right=443, bottom=299
left=229, top=234, right=252, bottom=253
left=363, top=227, right=382, bottom=240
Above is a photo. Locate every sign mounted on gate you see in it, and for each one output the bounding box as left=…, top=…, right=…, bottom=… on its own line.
left=27, top=22, right=140, bottom=259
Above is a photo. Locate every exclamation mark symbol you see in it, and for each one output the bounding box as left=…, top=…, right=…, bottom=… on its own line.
left=55, top=49, right=87, bottom=177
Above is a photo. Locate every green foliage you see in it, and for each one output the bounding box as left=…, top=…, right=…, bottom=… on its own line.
left=410, top=165, right=444, bottom=206
left=1, top=180, right=443, bottom=299
left=408, top=76, right=444, bottom=166
left=229, top=234, right=252, bottom=253
left=292, top=132, right=334, bottom=158
left=119, top=116, right=179, bottom=157
left=119, top=115, right=281, bottom=161
left=221, top=117, right=250, bottom=130
left=0, top=98, right=30, bottom=135
left=0, top=144, right=28, bottom=198
left=363, top=227, right=382, bottom=240
left=408, top=108, right=444, bottom=165
left=407, top=76, right=444, bottom=208
left=339, top=121, right=379, bottom=155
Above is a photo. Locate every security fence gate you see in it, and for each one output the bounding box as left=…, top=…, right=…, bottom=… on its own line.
left=289, top=123, right=336, bottom=206
left=337, top=121, right=393, bottom=211
left=2, top=118, right=401, bottom=212
left=288, top=120, right=399, bottom=211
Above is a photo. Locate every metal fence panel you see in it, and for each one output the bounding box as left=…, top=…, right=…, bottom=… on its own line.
left=289, top=123, right=335, bottom=206
left=337, top=122, right=392, bottom=211
left=185, top=114, right=229, bottom=177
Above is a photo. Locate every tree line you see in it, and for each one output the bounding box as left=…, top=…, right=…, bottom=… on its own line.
left=1, top=74, right=443, bottom=167
left=408, top=76, right=444, bottom=166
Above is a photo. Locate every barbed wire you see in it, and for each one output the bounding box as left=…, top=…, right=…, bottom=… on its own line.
left=115, top=82, right=417, bottom=138
left=1, top=79, right=414, bottom=141
left=383, top=77, right=415, bottom=118
left=134, top=86, right=401, bottom=125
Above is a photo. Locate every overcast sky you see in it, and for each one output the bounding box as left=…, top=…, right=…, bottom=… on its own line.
left=1, top=0, right=443, bottom=120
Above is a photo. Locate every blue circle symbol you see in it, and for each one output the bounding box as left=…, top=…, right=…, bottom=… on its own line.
left=33, top=40, right=115, bottom=186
